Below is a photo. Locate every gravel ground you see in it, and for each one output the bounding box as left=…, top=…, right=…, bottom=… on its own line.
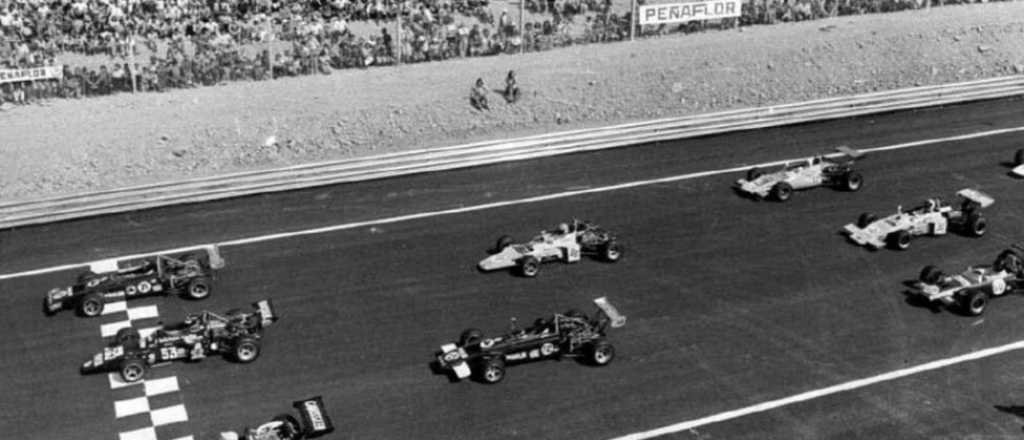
left=2, top=3, right=1024, bottom=201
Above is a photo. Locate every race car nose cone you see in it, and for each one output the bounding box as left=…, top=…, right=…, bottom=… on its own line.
left=1012, top=164, right=1024, bottom=178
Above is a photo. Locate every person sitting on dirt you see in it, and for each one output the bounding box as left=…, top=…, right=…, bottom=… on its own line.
left=470, top=77, right=489, bottom=110
left=503, top=70, right=520, bottom=103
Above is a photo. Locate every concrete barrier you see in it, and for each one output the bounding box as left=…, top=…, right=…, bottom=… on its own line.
left=2, top=75, right=1022, bottom=229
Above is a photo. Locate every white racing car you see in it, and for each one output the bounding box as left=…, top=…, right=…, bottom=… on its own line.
left=220, top=396, right=335, bottom=440
left=478, top=219, right=622, bottom=277
left=733, top=146, right=865, bottom=201
left=1013, top=149, right=1024, bottom=177
left=842, top=189, right=993, bottom=250
left=908, top=246, right=1024, bottom=316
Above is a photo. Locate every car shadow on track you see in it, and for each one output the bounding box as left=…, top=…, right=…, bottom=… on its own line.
left=994, top=405, right=1024, bottom=432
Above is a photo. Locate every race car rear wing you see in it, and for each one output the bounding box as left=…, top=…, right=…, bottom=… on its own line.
left=255, top=300, right=278, bottom=327
left=956, top=188, right=994, bottom=208
left=292, top=396, right=335, bottom=437
left=594, top=297, right=626, bottom=328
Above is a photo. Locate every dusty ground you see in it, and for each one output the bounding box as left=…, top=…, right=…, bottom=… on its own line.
left=2, top=3, right=1024, bottom=201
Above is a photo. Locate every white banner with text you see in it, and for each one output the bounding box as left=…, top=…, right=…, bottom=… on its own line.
left=0, top=66, right=63, bottom=84
left=639, top=0, right=741, bottom=25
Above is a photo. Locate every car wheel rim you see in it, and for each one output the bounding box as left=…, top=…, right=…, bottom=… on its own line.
left=238, top=345, right=256, bottom=360
left=595, top=348, right=610, bottom=364
left=191, top=285, right=208, bottom=298
left=971, top=298, right=985, bottom=312
left=124, top=365, right=143, bottom=381
left=85, top=301, right=100, bottom=315
left=485, top=368, right=501, bottom=382
left=607, top=249, right=620, bottom=260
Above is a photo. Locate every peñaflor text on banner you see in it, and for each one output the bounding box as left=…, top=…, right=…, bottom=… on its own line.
left=0, top=66, right=63, bottom=84
left=638, top=0, right=741, bottom=25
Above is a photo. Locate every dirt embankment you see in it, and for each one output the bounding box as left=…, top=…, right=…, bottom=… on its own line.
left=2, top=3, right=1024, bottom=201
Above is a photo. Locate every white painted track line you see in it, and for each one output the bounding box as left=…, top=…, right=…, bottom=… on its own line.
left=608, top=339, right=1024, bottom=440
left=143, top=377, right=180, bottom=397
left=100, top=320, right=132, bottom=338
left=2, top=125, right=1023, bottom=282
left=127, top=305, right=160, bottom=321
left=118, top=427, right=157, bottom=440
left=114, top=396, right=150, bottom=418
left=150, top=404, right=189, bottom=426
left=109, top=373, right=143, bottom=390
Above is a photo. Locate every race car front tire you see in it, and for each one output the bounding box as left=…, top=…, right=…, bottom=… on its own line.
left=964, top=213, right=987, bottom=237
left=78, top=293, right=104, bottom=317
left=491, top=235, right=514, bottom=254
left=770, top=182, right=793, bottom=202
left=919, top=265, right=943, bottom=284
left=233, top=338, right=261, bottom=363
left=185, top=277, right=212, bottom=300
left=588, top=340, right=616, bottom=366
left=857, top=212, right=876, bottom=229
left=518, top=256, right=540, bottom=277
left=746, top=167, right=763, bottom=181
left=887, top=230, right=911, bottom=250
left=477, top=357, right=506, bottom=384
left=120, top=358, right=147, bottom=383
left=601, top=242, right=623, bottom=262
left=1016, top=148, right=1024, bottom=166
left=842, top=172, right=863, bottom=192
left=960, top=290, right=988, bottom=316
left=460, top=328, right=484, bottom=346
left=116, top=327, right=141, bottom=348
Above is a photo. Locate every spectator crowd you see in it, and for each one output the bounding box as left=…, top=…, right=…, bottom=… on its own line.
left=0, top=0, right=1010, bottom=106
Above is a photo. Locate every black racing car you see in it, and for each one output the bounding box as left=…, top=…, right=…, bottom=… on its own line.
left=81, top=300, right=277, bottom=382
left=45, top=246, right=224, bottom=317
left=435, top=297, right=626, bottom=384
left=219, top=396, right=336, bottom=440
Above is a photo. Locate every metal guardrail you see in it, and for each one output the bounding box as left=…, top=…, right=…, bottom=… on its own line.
left=2, top=75, right=1023, bottom=229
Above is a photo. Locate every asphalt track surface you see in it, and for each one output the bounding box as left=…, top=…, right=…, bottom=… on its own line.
left=3, top=97, right=1024, bottom=440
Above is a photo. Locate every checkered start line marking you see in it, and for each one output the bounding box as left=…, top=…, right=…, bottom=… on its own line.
left=96, top=297, right=194, bottom=440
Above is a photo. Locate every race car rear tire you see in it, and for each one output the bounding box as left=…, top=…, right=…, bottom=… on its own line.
left=960, top=290, right=988, bottom=316
left=588, top=340, right=616, bottom=366
left=886, top=230, right=911, bottom=250
left=116, top=327, right=141, bottom=348
left=601, top=242, right=623, bottom=262
left=491, top=235, right=514, bottom=254
left=233, top=338, right=261, bottom=363
left=120, top=358, right=147, bottom=383
left=78, top=293, right=105, bottom=317
left=856, top=212, right=876, bottom=229
left=460, top=328, right=484, bottom=346
left=964, top=213, right=987, bottom=237
left=995, top=250, right=1024, bottom=275
left=477, top=357, right=506, bottom=384
left=842, top=172, right=863, bottom=192
left=746, top=167, right=763, bottom=181
left=919, top=265, right=943, bottom=284
left=1016, top=148, right=1024, bottom=166
left=518, top=256, right=540, bottom=277
left=770, top=182, right=793, bottom=202
left=185, top=277, right=212, bottom=300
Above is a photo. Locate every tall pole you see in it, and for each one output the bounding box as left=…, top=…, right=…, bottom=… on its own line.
left=396, top=3, right=403, bottom=64
left=265, top=18, right=273, bottom=78
left=519, top=0, right=524, bottom=54
left=129, top=33, right=137, bottom=93
left=630, top=0, right=636, bottom=41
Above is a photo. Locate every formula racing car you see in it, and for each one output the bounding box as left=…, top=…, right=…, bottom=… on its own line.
left=733, top=146, right=865, bottom=201
left=81, top=300, right=277, bottom=382
left=1013, top=148, right=1024, bottom=177
left=907, top=246, right=1024, bottom=316
left=435, top=297, right=626, bottom=384
left=842, top=189, right=992, bottom=250
left=478, top=219, right=622, bottom=277
left=46, top=246, right=224, bottom=317
left=219, top=396, right=335, bottom=440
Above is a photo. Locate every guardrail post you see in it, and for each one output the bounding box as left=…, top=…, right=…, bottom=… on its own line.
left=630, top=0, right=637, bottom=41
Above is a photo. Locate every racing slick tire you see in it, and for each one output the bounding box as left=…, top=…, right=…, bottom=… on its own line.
left=120, top=358, right=148, bottom=383
left=919, top=265, right=943, bottom=285
left=995, top=250, right=1024, bottom=275
left=518, top=256, right=540, bottom=277
left=232, top=338, right=261, bottom=363
left=963, top=213, right=987, bottom=237
left=1016, top=148, right=1024, bottom=166
left=842, top=172, right=863, bottom=192
left=886, top=230, right=912, bottom=250
left=78, top=293, right=105, bottom=317
left=601, top=241, right=623, bottom=262
left=770, top=182, right=793, bottom=202
left=856, top=213, right=876, bottom=229
left=460, top=328, right=484, bottom=346
left=588, top=340, right=616, bottom=366
left=746, top=167, right=763, bottom=181
left=491, top=235, right=514, bottom=254
left=477, top=357, right=506, bottom=384
left=116, top=327, right=141, bottom=349
left=960, top=290, right=989, bottom=316
left=185, top=277, right=212, bottom=300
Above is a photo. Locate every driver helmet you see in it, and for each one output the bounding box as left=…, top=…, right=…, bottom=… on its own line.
left=557, top=223, right=569, bottom=234
left=184, top=314, right=203, bottom=332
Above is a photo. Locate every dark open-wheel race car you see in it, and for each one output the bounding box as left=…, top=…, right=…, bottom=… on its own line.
left=81, top=300, right=277, bottom=383
left=45, top=245, right=225, bottom=317
left=436, top=297, right=626, bottom=384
